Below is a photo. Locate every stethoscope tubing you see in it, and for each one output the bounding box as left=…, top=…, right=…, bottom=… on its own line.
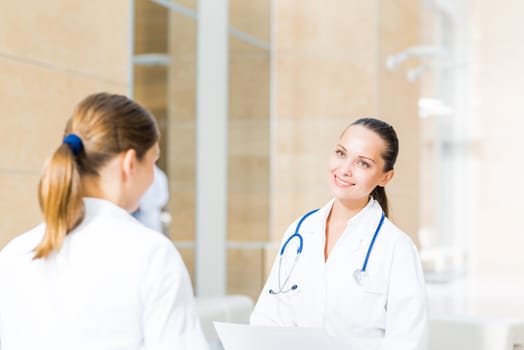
left=270, top=208, right=319, bottom=295
left=279, top=208, right=320, bottom=256
left=270, top=207, right=385, bottom=294
left=360, top=212, right=385, bottom=273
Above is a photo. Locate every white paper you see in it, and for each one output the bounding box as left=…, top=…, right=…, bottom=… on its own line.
left=214, top=322, right=349, bottom=350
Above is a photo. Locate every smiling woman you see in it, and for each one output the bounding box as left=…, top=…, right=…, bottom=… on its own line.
left=250, top=117, right=428, bottom=350
left=0, top=93, right=208, bottom=350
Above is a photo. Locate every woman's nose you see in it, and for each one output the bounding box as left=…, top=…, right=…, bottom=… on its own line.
left=339, top=159, right=353, bottom=175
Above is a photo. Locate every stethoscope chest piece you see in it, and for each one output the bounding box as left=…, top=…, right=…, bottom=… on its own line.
left=353, top=269, right=367, bottom=285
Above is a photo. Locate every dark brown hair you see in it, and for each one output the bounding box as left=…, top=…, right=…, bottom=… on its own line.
left=349, top=117, right=399, bottom=217
left=34, top=92, right=159, bottom=259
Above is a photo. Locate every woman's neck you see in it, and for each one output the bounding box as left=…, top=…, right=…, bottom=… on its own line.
left=324, top=197, right=370, bottom=261
left=80, top=172, right=123, bottom=207
left=330, top=197, right=369, bottom=223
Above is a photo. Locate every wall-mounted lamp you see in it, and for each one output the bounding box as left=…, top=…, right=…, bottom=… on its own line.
left=407, top=61, right=469, bottom=82
left=418, top=97, right=454, bottom=118
left=407, top=65, right=430, bottom=82
left=386, top=45, right=449, bottom=71
left=386, top=45, right=453, bottom=82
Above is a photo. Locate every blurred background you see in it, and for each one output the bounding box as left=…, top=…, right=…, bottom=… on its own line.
left=1, top=0, right=524, bottom=348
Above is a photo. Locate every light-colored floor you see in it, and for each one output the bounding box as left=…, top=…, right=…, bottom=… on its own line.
left=427, top=274, right=524, bottom=349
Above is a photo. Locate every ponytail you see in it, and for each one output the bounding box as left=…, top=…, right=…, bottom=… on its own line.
left=371, top=186, right=389, bottom=218
left=33, top=144, right=84, bottom=259
left=33, top=92, right=159, bottom=259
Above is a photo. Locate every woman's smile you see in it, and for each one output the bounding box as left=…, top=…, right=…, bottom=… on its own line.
left=333, top=174, right=354, bottom=188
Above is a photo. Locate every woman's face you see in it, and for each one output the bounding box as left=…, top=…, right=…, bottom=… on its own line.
left=126, top=142, right=160, bottom=212
left=328, top=125, right=393, bottom=208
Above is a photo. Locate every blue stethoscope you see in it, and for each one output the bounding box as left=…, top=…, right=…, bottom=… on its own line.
left=269, top=208, right=386, bottom=295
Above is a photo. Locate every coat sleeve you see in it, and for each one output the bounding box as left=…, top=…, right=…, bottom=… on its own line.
left=383, top=236, right=429, bottom=350
left=140, top=242, right=209, bottom=350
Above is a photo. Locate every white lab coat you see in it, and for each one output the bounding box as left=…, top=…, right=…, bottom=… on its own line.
left=250, top=198, right=428, bottom=350
left=0, top=197, right=208, bottom=350
left=134, top=165, right=169, bottom=232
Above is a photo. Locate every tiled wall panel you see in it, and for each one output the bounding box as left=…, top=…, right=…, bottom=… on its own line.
left=0, top=0, right=129, bottom=248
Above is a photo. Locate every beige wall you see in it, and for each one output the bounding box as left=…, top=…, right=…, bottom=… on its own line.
left=227, top=0, right=270, bottom=298
left=378, top=0, right=421, bottom=242
left=270, top=0, right=421, bottom=279
left=154, top=0, right=421, bottom=300
left=133, top=0, right=169, bottom=171
left=166, top=0, right=271, bottom=299
left=0, top=1, right=130, bottom=248
left=469, top=0, right=524, bottom=275
left=167, top=7, right=198, bottom=287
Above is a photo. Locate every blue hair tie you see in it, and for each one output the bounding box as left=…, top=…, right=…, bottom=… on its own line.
left=63, top=133, right=84, bottom=156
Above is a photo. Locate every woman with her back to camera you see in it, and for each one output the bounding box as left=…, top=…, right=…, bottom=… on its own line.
left=250, top=118, right=429, bottom=349
left=0, top=93, right=208, bottom=349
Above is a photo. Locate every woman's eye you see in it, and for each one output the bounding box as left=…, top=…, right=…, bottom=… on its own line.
left=357, top=160, right=370, bottom=168
left=336, top=150, right=345, bottom=157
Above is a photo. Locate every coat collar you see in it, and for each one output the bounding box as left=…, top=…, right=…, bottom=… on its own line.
left=82, top=197, right=135, bottom=223
left=318, top=197, right=384, bottom=239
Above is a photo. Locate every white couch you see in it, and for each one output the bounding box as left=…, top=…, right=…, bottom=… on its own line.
left=195, top=295, right=254, bottom=349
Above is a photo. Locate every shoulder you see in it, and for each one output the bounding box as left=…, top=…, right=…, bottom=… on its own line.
left=111, top=217, right=175, bottom=252
left=136, top=226, right=179, bottom=261
left=126, top=221, right=183, bottom=268
left=0, top=223, right=45, bottom=260
left=132, top=227, right=189, bottom=295
left=359, top=199, right=417, bottom=253
left=82, top=209, right=178, bottom=263
left=371, top=218, right=425, bottom=286
left=379, top=218, right=419, bottom=254
left=282, top=203, right=328, bottom=239
left=85, top=215, right=187, bottom=282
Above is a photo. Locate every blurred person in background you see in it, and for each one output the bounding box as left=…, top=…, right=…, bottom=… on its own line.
left=133, top=164, right=169, bottom=234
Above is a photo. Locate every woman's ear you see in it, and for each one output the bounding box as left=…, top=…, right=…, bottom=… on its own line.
left=378, top=169, right=394, bottom=187
left=121, top=149, right=138, bottom=179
